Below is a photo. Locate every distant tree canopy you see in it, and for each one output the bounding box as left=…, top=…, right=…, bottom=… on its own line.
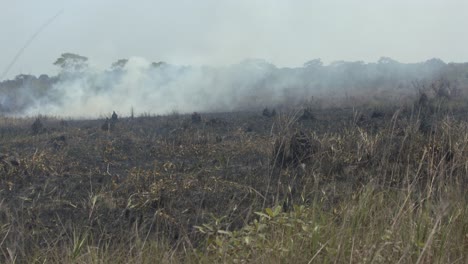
left=111, top=60, right=166, bottom=70
left=1, top=52, right=467, bottom=115
left=111, top=59, right=128, bottom=70
left=303, top=59, right=323, bottom=68
left=151, top=61, right=167, bottom=68
left=54, top=53, right=88, bottom=72
left=378, top=57, right=399, bottom=65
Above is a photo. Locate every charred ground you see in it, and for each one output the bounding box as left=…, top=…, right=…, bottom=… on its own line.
left=0, top=97, right=467, bottom=262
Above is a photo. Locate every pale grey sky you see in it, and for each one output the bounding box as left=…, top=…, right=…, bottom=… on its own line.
left=1, top=0, right=468, bottom=80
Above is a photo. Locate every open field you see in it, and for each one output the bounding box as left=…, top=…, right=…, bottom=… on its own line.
left=3, top=1, right=468, bottom=262
left=0, top=97, right=467, bottom=263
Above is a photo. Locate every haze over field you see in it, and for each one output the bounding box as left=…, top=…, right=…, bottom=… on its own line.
left=1, top=1, right=468, bottom=117
left=2, top=56, right=468, bottom=117
left=1, top=3, right=468, bottom=262
left=2, top=1, right=468, bottom=79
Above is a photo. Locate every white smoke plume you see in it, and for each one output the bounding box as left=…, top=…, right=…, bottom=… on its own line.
left=2, top=56, right=463, bottom=118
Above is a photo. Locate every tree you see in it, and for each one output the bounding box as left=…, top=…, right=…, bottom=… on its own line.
left=303, top=58, right=323, bottom=68
left=111, top=59, right=128, bottom=70
left=151, top=61, right=167, bottom=68
left=378, top=57, right=399, bottom=65
left=15, top=74, right=36, bottom=82
left=53, top=53, right=88, bottom=72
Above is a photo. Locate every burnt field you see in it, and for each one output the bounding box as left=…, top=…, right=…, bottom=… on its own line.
left=0, top=97, right=467, bottom=263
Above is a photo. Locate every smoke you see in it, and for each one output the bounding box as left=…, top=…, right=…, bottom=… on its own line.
left=19, top=57, right=291, bottom=117
left=1, top=56, right=465, bottom=118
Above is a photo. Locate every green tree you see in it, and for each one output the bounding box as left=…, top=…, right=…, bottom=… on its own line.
left=151, top=61, right=167, bottom=68
left=303, top=58, right=323, bottom=68
left=111, top=59, right=128, bottom=70
left=54, top=53, right=88, bottom=72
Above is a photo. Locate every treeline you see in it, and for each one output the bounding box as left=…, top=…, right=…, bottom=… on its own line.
left=0, top=74, right=58, bottom=113
left=1, top=54, right=468, bottom=116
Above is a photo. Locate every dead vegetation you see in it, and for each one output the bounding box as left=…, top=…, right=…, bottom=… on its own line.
left=0, top=92, right=467, bottom=262
left=31, top=118, right=45, bottom=135
left=272, top=131, right=320, bottom=168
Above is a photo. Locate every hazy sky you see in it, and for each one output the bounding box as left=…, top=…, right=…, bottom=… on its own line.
left=1, top=0, right=468, bottom=80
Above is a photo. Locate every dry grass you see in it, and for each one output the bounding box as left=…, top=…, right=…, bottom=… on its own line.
left=0, top=99, right=467, bottom=263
